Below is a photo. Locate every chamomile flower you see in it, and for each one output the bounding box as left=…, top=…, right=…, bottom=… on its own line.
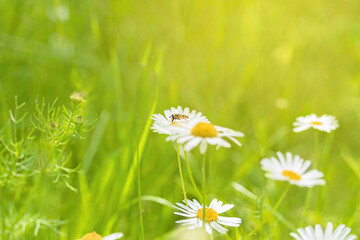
left=166, top=122, right=244, bottom=154
left=293, top=114, right=339, bottom=133
left=173, top=199, right=242, bottom=234
left=260, top=152, right=326, bottom=187
left=290, top=222, right=357, bottom=240
left=79, top=231, right=123, bottom=240
left=151, top=106, right=209, bottom=135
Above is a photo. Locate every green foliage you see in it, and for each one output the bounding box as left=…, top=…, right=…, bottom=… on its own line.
left=0, top=96, right=35, bottom=188
left=2, top=204, right=66, bottom=240
left=0, top=95, right=96, bottom=239
left=1, top=0, right=360, bottom=239
left=31, top=95, right=95, bottom=191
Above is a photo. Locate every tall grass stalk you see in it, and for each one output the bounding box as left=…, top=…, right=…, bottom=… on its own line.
left=137, top=148, right=145, bottom=240
left=120, top=97, right=157, bottom=204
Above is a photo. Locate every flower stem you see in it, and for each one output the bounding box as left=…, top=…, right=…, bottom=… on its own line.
left=270, top=184, right=290, bottom=215
left=184, top=150, right=202, bottom=199
left=176, top=144, right=188, bottom=206
left=202, top=153, right=207, bottom=226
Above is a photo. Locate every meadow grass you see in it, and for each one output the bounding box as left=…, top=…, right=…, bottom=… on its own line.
left=1, top=0, right=360, bottom=239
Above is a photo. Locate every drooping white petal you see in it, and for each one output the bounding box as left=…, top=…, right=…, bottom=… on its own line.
left=199, top=140, right=208, bottom=154
left=103, top=233, right=123, bottom=240
left=290, top=232, right=304, bottom=240
left=332, top=225, right=346, bottom=240
left=293, top=124, right=312, bottom=133
left=216, top=204, right=234, bottom=213
left=184, top=137, right=202, bottom=152
left=210, top=221, right=228, bottom=234
left=324, top=222, right=334, bottom=239
left=216, top=219, right=240, bottom=227
left=304, top=226, right=316, bottom=240
left=173, top=211, right=196, bottom=218
left=217, top=216, right=242, bottom=224
left=205, top=223, right=212, bottom=234
left=208, top=199, right=218, bottom=209
left=176, top=218, right=198, bottom=225
left=314, top=224, right=324, bottom=240
left=297, top=228, right=311, bottom=240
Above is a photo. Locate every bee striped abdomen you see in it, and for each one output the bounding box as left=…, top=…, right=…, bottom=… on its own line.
left=170, top=114, right=189, bottom=123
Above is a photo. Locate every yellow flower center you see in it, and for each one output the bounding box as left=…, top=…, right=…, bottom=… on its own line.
left=196, top=208, right=218, bottom=223
left=191, top=122, right=218, bottom=138
left=310, top=121, right=323, bottom=125
left=80, top=232, right=103, bottom=240
left=282, top=170, right=301, bottom=180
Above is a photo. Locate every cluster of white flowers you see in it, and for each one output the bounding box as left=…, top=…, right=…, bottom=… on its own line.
left=75, top=111, right=352, bottom=240
left=151, top=106, right=357, bottom=239
left=152, top=106, right=244, bottom=234
left=259, top=113, right=339, bottom=188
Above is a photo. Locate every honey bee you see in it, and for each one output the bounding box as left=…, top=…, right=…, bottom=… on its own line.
left=170, top=114, right=189, bottom=123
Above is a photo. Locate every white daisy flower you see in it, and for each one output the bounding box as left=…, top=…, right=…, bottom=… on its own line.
left=151, top=106, right=209, bottom=135
left=79, top=231, right=123, bottom=240
left=260, top=152, right=326, bottom=187
left=166, top=122, right=244, bottom=154
left=290, top=222, right=357, bottom=240
left=173, top=198, right=242, bottom=235
left=293, top=114, right=339, bottom=133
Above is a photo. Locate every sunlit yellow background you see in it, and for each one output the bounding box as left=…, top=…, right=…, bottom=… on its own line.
left=1, top=0, right=360, bottom=239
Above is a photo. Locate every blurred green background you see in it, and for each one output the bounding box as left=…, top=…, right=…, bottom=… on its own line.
left=1, top=0, right=360, bottom=239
